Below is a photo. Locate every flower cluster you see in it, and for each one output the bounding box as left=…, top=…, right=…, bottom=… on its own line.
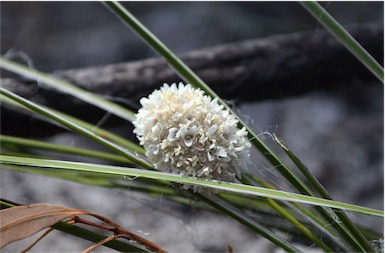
left=133, top=83, right=251, bottom=193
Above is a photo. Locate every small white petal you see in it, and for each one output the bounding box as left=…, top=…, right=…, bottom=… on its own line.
left=171, top=112, right=182, bottom=121
left=208, top=124, right=217, bottom=135
left=164, top=153, right=170, bottom=162
left=168, top=127, right=179, bottom=141
left=215, top=147, right=227, bottom=158
left=184, top=137, right=194, bottom=147
left=139, top=97, right=150, bottom=107
left=197, top=167, right=210, bottom=177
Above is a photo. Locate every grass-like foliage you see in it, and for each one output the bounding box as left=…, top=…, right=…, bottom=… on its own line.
left=1, top=1, right=383, bottom=252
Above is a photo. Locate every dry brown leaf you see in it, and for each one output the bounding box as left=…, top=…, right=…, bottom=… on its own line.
left=0, top=203, right=87, bottom=248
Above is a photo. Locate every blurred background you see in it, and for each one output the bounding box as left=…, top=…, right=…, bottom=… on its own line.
left=2, top=2, right=383, bottom=71
left=1, top=2, right=383, bottom=252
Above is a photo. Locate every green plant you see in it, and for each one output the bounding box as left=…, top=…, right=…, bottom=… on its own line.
left=1, top=1, right=383, bottom=252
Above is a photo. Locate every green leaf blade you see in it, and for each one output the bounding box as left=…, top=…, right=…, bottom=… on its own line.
left=1, top=155, right=382, bottom=218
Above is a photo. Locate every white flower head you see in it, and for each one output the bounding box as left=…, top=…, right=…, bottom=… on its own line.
left=133, top=82, right=251, bottom=193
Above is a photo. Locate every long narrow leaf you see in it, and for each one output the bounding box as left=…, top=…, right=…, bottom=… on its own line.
left=300, top=1, right=384, bottom=82
left=0, top=57, right=136, bottom=121
left=1, top=155, right=382, bottom=218
left=273, top=134, right=376, bottom=251
left=4, top=163, right=296, bottom=228
left=1, top=135, right=133, bottom=165
left=246, top=174, right=353, bottom=251
left=195, top=194, right=302, bottom=252
left=0, top=94, right=144, bottom=154
left=240, top=175, right=336, bottom=252
left=0, top=87, right=151, bottom=170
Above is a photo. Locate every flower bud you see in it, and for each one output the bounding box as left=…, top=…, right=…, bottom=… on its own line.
left=133, top=83, right=251, bottom=193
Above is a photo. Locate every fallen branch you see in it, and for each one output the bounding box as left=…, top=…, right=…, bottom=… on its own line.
left=1, top=22, right=383, bottom=137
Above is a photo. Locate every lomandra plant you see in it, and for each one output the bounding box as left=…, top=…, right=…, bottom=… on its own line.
left=0, top=1, right=383, bottom=252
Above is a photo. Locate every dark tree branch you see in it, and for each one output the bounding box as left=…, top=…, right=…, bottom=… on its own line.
left=1, top=22, right=383, bottom=137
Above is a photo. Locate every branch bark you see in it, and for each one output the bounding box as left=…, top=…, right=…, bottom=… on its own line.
left=1, top=22, right=383, bottom=137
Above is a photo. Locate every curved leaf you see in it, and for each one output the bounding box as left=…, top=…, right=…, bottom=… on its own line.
left=0, top=155, right=383, bottom=218
left=0, top=203, right=86, bottom=248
